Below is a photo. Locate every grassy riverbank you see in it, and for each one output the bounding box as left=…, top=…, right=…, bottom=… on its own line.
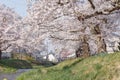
left=0, top=59, right=32, bottom=73
left=17, top=52, right=120, bottom=80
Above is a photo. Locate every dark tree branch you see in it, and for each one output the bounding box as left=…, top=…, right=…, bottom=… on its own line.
left=1, top=44, right=12, bottom=51
left=78, top=5, right=120, bottom=20
left=88, top=0, right=95, bottom=9
left=50, top=35, right=63, bottom=40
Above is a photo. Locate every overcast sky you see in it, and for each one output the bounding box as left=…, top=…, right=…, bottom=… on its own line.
left=0, top=0, right=27, bottom=17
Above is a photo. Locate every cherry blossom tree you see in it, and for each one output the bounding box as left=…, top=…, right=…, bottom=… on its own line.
left=0, top=4, right=21, bottom=59
left=20, top=0, right=120, bottom=60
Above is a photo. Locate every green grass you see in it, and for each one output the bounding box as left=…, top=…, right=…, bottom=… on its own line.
left=0, top=59, right=32, bottom=73
left=17, top=52, right=120, bottom=80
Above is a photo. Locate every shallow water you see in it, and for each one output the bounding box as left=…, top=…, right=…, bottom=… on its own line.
left=0, top=69, right=31, bottom=80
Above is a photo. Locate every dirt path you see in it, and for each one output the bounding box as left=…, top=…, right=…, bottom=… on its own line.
left=0, top=69, right=31, bottom=80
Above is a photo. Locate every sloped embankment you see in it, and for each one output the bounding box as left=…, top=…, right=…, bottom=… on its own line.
left=17, top=52, right=120, bottom=80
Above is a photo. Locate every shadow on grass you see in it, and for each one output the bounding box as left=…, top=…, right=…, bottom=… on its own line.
left=39, top=60, right=57, bottom=67
left=0, top=59, right=32, bottom=69
left=63, top=58, right=83, bottom=70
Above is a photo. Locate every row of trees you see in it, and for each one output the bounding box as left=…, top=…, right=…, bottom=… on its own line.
left=23, top=0, right=120, bottom=58
left=0, top=0, right=120, bottom=60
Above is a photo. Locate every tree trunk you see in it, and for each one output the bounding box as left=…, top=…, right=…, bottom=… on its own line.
left=76, top=48, right=82, bottom=57
left=0, top=50, right=2, bottom=60
left=93, top=25, right=107, bottom=54
left=76, top=35, right=90, bottom=58
left=97, top=36, right=107, bottom=53
left=82, top=42, right=90, bottom=57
